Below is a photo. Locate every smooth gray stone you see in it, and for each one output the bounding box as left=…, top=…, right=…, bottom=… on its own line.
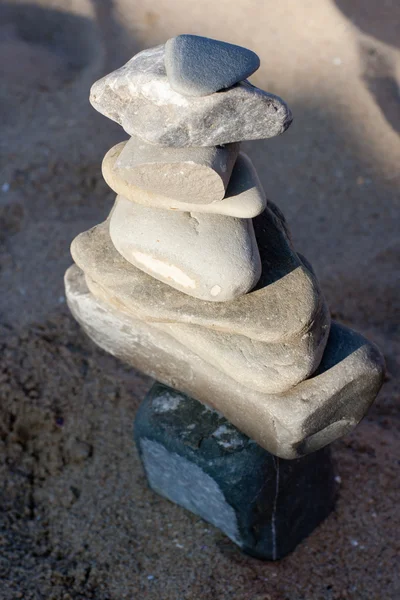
left=109, top=196, right=262, bottom=302
left=86, top=268, right=328, bottom=394
left=148, top=316, right=328, bottom=394
left=135, top=382, right=336, bottom=560
left=89, top=45, right=292, bottom=147
left=70, top=204, right=326, bottom=345
left=114, top=136, right=239, bottom=204
left=65, top=264, right=384, bottom=458
left=103, top=144, right=267, bottom=218
left=71, top=206, right=331, bottom=391
left=165, top=34, right=260, bottom=97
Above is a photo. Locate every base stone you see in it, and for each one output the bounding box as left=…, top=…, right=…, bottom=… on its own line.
left=134, top=382, right=337, bottom=560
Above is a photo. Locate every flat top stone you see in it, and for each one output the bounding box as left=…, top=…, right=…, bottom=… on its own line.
left=114, top=135, right=238, bottom=172
left=103, top=143, right=267, bottom=218
left=165, top=34, right=260, bottom=97
left=113, top=135, right=239, bottom=204
left=70, top=203, right=326, bottom=344
left=89, top=45, right=292, bottom=147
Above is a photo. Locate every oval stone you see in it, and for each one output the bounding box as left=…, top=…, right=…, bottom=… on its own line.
left=109, top=196, right=261, bottom=302
left=102, top=143, right=267, bottom=218
left=113, top=135, right=239, bottom=204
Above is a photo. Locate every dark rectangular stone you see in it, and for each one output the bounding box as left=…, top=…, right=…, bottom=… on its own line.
left=134, top=382, right=337, bottom=560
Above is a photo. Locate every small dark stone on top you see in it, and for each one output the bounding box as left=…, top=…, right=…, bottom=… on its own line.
left=165, top=34, right=260, bottom=97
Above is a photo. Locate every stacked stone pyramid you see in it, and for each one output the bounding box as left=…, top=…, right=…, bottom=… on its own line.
left=65, top=35, right=384, bottom=460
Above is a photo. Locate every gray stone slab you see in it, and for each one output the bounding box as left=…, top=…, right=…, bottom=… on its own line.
left=65, top=265, right=384, bottom=458
left=89, top=45, right=292, bottom=146
left=148, top=315, right=328, bottom=394
left=114, top=136, right=239, bottom=204
left=109, top=196, right=262, bottom=302
left=103, top=144, right=267, bottom=218
left=165, top=34, right=260, bottom=97
left=135, top=382, right=336, bottom=560
left=85, top=268, right=328, bottom=394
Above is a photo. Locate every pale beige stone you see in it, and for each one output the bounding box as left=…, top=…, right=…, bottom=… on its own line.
left=70, top=205, right=325, bottom=344
left=102, top=144, right=266, bottom=218
left=85, top=270, right=329, bottom=393
left=109, top=196, right=262, bottom=302
left=65, top=265, right=384, bottom=459
left=113, top=135, right=239, bottom=204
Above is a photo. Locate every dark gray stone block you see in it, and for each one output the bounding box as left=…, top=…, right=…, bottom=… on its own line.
left=134, top=383, right=337, bottom=560
left=165, top=34, right=260, bottom=97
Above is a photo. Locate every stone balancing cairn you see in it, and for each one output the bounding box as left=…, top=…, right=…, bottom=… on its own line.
left=65, top=35, right=384, bottom=560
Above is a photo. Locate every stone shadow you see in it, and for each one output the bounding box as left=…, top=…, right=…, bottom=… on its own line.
left=359, top=39, right=400, bottom=136
left=334, top=0, right=400, bottom=136
left=334, top=0, right=400, bottom=48
left=0, top=2, right=101, bottom=90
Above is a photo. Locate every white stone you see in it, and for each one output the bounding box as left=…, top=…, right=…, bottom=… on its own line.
left=102, top=143, right=266, bottom=218
left=113, top=136, right=239, bottom=203
left=90, top=45, right=292, bottom=147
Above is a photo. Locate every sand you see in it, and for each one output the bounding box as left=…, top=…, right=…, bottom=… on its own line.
left=0, top=0, right=399, bottom=598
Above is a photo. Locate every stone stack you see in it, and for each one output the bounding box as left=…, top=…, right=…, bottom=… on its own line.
left=65, top=35, right=384, bottom=559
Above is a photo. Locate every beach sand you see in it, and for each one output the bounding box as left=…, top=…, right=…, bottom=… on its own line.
left=0, top=0, right=399, bottom=597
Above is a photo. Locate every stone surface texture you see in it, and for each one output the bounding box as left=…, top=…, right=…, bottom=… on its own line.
left=65, top=264, right=384, bottom=459
left=89, top=45, right=292, bottom=147
left=71, top=205, right=331, bottom=392
left=134, top=382, right=336, bottom=560
left=114, top=136, right=239, bottom=203
left=109, top=196, right=262, bottom=302
left=103, top=144, right=267, bottom=218
left=141, top=438, right=242, bottom=545
left=164, top=34, right=260, bottom=97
